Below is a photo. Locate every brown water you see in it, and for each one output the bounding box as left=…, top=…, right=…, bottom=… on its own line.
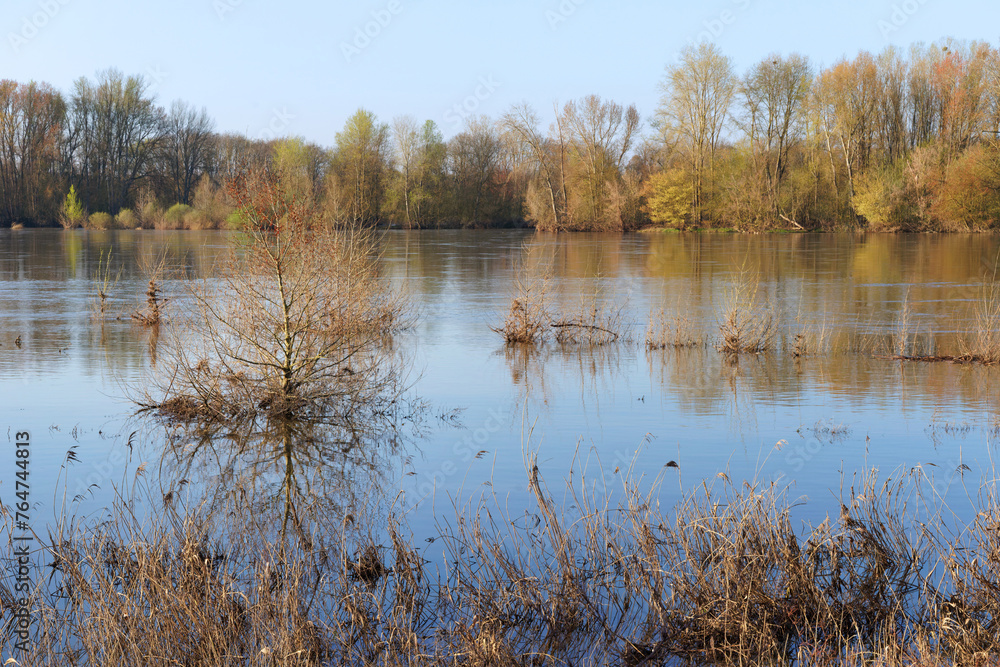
left=2, top=229, right=999, bottom=535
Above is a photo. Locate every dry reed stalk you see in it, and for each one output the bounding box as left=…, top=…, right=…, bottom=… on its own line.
left=10, top=437, right=1000, bottom=665
left=92, top=248, right=123, bottom=321
left=957, top=282, right=1000, bottom=364
left=646, top=308, right=704, bottom=349
left=893, top=288, right=914, bottom=357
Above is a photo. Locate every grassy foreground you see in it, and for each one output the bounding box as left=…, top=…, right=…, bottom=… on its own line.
left=3, top=448, right=1000, bottom=666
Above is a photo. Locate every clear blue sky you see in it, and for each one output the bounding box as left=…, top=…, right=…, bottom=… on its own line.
left=3, top=0, right=998, bottom=145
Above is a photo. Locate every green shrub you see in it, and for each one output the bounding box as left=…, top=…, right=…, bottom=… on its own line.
left=87, top=212, right=114, bottom=230
left=60, top=185, right=86, bottom=229
left=932, top=144, right=1000, bottom=230
left=141, top=201, right=163, bottom=229
left=115, top=208, right=139, bottom=229
left=225, top=211, right=245, bottom=229
left=162, top=203, right=192, bottom=230
left=644, top=169, right=693, bottom=230
left=183, top=208, right=212, bottom=230
left=853, top=159, right=923, bottom=231
left=192, top=175, right=232, bottom=227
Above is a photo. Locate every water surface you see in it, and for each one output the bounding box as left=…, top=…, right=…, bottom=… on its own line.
left=2, top=229, right=999, bottom=536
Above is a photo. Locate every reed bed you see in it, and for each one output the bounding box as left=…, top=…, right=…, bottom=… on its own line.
left=7, top=445, right=1000, bottom=665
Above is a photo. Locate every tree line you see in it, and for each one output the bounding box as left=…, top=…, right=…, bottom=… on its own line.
left=2, top=39, right=999, bottom=232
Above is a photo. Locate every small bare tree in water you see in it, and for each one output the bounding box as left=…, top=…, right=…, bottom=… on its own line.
left=140, top=166, right=405, bottom=431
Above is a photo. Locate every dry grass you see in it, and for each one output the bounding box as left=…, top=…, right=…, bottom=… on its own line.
left=9, top=440, right=1000, bottom=665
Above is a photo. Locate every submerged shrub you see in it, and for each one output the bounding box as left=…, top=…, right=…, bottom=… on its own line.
left=553, top=291, right=628, bottom=345
left=493, top=275, right=550, bottom=344
left=646, top=308, right=703, bottom=349
left=139, top=166, right=406, bottom=427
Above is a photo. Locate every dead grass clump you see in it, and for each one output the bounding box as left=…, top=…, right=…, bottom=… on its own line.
left=492, top=269, right=550, bottom=345
left=957, top=282, right=1000, bottom=364
left=131, top=253, right=168, bottom=327
left=1, top=484, right=331, bottom=666
left=346, top=544, right=386, bottom=584
left=646, top=308, right=704, bottom=349
left=717, top=268, right=776, bottom=354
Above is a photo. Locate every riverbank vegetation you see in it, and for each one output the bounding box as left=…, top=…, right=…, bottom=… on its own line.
left=2, top=37, right=999, bottom=232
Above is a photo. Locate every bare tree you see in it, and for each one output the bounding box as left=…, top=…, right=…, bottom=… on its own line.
left=141, top=166, right=405, bottom=428
left=738, top=54, right=811, bottom=213
left=502, top=103, right=566, bottom=230
left=813, top=52, right=885, bottom=201
left=561, top=95, right=640, bottom=229
left=64, top=69, right=165, bottom=213
left=657, top=43, right=736, bottom=224
left=159, top=100, right=215, bottom=205
left=0, top=80, right=65, bottom=225
left=449, top=116, right=503, bottom=225
left=391, top=115, right=420, bottom=228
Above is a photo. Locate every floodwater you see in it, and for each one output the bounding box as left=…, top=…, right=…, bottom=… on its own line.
left=2, top=229, right=1000, bottom=538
